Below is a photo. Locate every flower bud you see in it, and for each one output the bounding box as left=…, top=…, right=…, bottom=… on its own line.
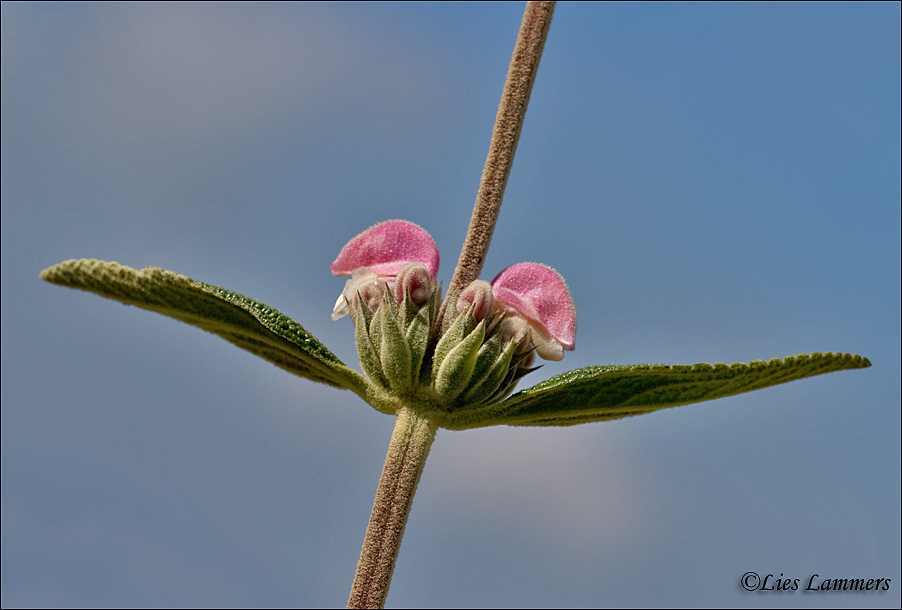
left=430, top=304, right=543, bottom=409
left=375, top=293, right=413, bottom=391
left=456, top=280, right=494, bottom=321
left=460, top=332, right=517, bottom=407
left=393, top=263, right=433, bottom=309
left=351, top=283, right=436, bottom=393
left=433, top=320, right=486, bottom=399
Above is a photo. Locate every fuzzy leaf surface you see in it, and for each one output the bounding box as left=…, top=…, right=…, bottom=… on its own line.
left=441, top=353, right=871, bottom=430
left=41, top=259, right=366, bottom=395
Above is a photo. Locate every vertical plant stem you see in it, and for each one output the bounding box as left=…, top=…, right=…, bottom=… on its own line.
left=347, top=407, right=438, bottom=609
left=445, top=0, right=556, bottom=302
left=350, top=4, right=555, bottom=607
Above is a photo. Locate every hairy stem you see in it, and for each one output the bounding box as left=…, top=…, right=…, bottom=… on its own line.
left=349, top=4, right=555, bottom=607
left=445, top=0, right=556, bottom=302
left=347, top=408, right=438, bottom=609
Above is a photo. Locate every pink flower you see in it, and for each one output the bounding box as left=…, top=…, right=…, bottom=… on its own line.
left=490, top=263, right=576, bottom=361
left=330, top=220, right=439, bottom=320
left=331, top=220, right=577, bottom=363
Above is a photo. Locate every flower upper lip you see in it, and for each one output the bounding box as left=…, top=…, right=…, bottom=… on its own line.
left=490, top=262, right=576, bottom=355
left=330, top=220, right=440, bottom=280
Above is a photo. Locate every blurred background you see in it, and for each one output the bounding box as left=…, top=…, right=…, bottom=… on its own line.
left=2, top=3, right=899, bottom=607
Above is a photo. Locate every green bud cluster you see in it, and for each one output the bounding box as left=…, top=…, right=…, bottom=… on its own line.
left=350, top=283, right=437, bottom=394
left=350, top=286, right=537, bottom=413
left=430, top=302, right=536, bottom=410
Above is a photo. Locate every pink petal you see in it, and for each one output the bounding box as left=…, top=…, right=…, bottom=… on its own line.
left=330, top=220, right=439, bottom=279
left=490, top=263, right=576, bottom=351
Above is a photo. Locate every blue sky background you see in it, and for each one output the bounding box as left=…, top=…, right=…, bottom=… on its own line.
left=2, top=2, right=899, bottom=608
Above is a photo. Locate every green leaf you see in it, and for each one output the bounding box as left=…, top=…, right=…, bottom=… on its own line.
left=41, top=259, right=366, bottom=396
left=441, top=353, right=871, bottom=430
